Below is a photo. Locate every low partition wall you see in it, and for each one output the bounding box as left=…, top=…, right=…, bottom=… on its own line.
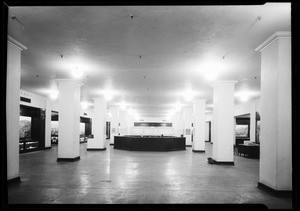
left=114, top=136, right=186, bottom=151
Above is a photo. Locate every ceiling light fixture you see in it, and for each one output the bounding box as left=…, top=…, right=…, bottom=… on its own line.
left=184, top=89, right=196, bottom=102
left=203, top=71, right=218, bottom=81
left=120, top=101, right=127, bottom=110
left=71, top=67, right=83, bottom=79
left=174, top=102, right=182, bottom=111
left=107, top=110, right=112, bottom=118
left=49, top=91, right=59, bottom=100
left=190, top=58, right=226, bottom=81
left=11, top=15, right=25, bottom=29
left=128, top=109, right=134, bottom=115
left=235, top=90, right=256, bottom=102
left=133, top=113, right=140, bottom=120
left=81, top=102, right=91, bottom=110
left=240, top=95, right=250, bottom=102
left=102, top=89, right=114, bottom=101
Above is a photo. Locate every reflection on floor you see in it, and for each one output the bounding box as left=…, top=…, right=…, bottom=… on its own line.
left=8, top=141, right=292, bottom=208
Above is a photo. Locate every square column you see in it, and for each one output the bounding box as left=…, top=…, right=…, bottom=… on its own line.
left=211, top=81, right=236, bottom=164
left=110, top=106, right=119, bottom=144
left=6, top=36, right=27, bottom=182
left=183, top=106, right=193, bottom=146
left=192, top=99, right=206, bottom=152
left=87, top=98, right=106, bottom=150
left=172, top=114, right=178, bottom=136
left=57, top=79, right=82, bottom=161
left=177, top=111, right=184, bottom=137
left=119, top=110, right=128, bottom=136
left=255, top=31, right=292, bottom=195
left=250, top=101, right=256, bottom=143
left=45, top=99, right=52, bottom=148
left=127, top=113, right=134, bottom=135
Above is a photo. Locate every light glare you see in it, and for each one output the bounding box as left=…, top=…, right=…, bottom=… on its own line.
left=71, top=69, right=83, bottom=78
left=240, top=95, right=249, bottom=102
left=81, top=102, right=91, bottom=110
left=49, top=91, right=59, bottom=100
left=120, top=101, right=127, bottom=110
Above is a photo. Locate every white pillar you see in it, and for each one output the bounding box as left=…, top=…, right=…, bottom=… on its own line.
left=45, top=99, right=52, bottom=148
left=250, top=101, right=256, bottom=143
left=205, top=122, right=210, bottom=142
left=110, top=106, right=119, bottom=144
left=177, top=110, right=184, bottom=137
left=127, top=113, right=134, bottom=135
left=57, top=79, right=82, bottom=161
left=87, top=97, right=106, bottom=150
left=193, top=99, right=206, bottom=152
left=211, top=81, right=236, bottom=164
left=211, top=118, right=214, bottom=144
left=172, top=114, right=178, bottom=137
left=255, top=31, right=292, bottom=193
left=183, top=106, right=193, bottom=146
left=6, top=36, right=27, bottom=181
left=119, top=110, right=127, bottom=136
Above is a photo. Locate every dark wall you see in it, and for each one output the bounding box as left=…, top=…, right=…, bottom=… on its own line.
left=80, top=117, right=91, bottom=136
left=51, top=111, right=58, bottom=121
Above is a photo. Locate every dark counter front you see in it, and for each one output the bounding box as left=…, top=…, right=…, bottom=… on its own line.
left=114, top=136, right=186, bottom=151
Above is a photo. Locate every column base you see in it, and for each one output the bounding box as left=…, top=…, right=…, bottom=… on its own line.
left=214, top=161, right=234, bottom=165
left=57, top=156, right=80, bottom=162
left=7, top=176, right=21, bottom=185
left=186, top=145, right=192, bottom=147
left=192, top=149, right=205, bottom=152
left=110, top=143, right=114, bottom=145
left=208, top=157, right=234, bottom=165
left=44, top=146, right=51, bottom=150
left=257, top=182, right=292, bottom=197
left=87, top=148, right=106, bottom=151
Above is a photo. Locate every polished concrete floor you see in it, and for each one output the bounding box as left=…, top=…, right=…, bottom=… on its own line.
left=8, top=141, right=292, bottom=208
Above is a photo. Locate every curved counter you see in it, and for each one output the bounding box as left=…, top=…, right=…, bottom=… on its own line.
left=114, top=136, right=186, bottom=151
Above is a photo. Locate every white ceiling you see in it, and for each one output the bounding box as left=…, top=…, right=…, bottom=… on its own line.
left=7, top=4, right=291, bottom=118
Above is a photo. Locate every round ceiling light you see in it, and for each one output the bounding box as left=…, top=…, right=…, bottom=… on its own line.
left=49, top=91, right=59, bottom=100
left=71, top=68, right=83, bottom=79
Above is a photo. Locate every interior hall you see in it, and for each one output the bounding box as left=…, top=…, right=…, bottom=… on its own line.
left=3, top=3, right=296, bottom=209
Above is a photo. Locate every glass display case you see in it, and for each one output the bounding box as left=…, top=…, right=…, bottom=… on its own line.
left=19, top=105, right=45, bottom=153
left=19, top=115, right=40, bottom=152
left=51, top=121, right=59, bottom=144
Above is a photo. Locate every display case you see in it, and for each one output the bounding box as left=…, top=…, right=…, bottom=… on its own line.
left=51, top=111, right=59, bottom=144
left=19, top=137, right=39, bottom=151
left=19, top=105, right=45, bottom=153
left=51, top=135, right=58, bottom=144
